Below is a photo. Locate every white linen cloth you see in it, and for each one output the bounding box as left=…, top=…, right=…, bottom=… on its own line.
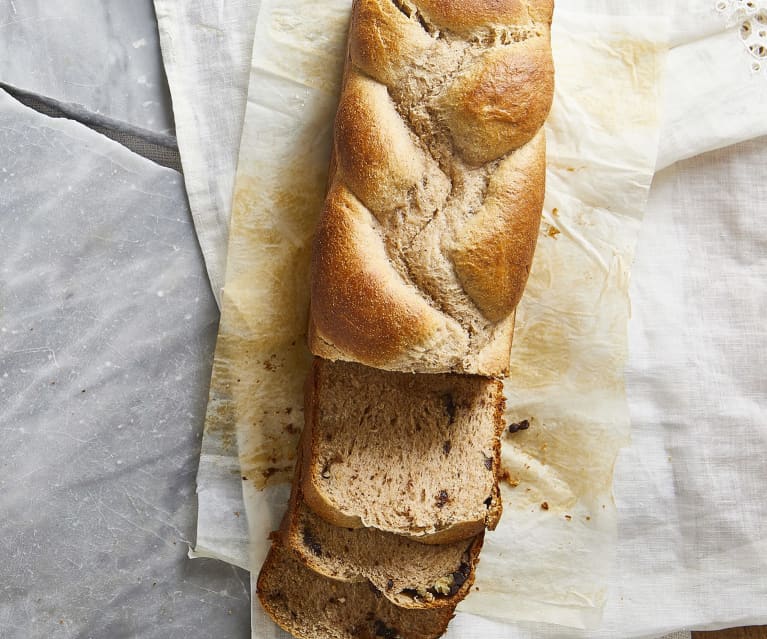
left=153, top=0, right=261, bottom=305
left=152, top=0, right=261, bottom=567
left=657, top=0, right=767, bottom=168
left=617, top=136, right=767, bottom=635
left=153, top=0, right=767, bottom=637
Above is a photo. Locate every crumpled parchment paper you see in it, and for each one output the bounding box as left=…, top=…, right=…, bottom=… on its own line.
left=470, top=10, right=666, bottom=627
left=199, top=0, right=667, bottom=633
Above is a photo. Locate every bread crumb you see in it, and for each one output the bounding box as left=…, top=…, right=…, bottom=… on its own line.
left=508, top=419, right=530, bottom=434
left=498, top=468, right=521, bottom=488
left=431, top=575, right=454, bottom=595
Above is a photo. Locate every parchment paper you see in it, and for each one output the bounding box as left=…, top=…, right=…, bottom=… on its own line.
left=200, top=0, right=667, bottom=634
left=469, top=10, right=666, bottom=626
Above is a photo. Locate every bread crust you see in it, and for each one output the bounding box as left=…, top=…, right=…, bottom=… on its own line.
left=257, top=544, right=456, bottom=639
left=452, top=130, right=546, bottom=321
left=415, top=0, right=530, bottom=34
left=440, top=37, right=554, bottom=166
left=335, top=72, right=434, bottom=216
left=350, top=0, right=435, bottom=87
left=309, top=0, right=553, bottom=375
left=310, top=183, right=466, bottom=371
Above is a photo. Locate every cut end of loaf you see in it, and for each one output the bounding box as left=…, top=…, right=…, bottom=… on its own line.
left=301, top=359, right=505, bottom=543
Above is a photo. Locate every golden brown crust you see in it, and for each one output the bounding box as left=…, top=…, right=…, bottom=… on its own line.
left=440, top=36, right=554, bottom=166
left=452, top=131, right=546, bottom=322
left=334, top=71, right=427, bottom=215
left=528, top=0, right=555, bottom=24
left=409, top=520, right=488, bottom=546
left=486, top=380, right=507, bottom=530
left=349, top=0, right=434, bottom=86
left=257, top=544, right=457, bottom=639
left=474, top=312, right=515, bottom=377
left=415, top=0, right=529, bottom=34
left=309, top=0, right=553, bottom=375
left=309, top=183, right=446, bottom=369
left=309, top=0, right=553, bottom=376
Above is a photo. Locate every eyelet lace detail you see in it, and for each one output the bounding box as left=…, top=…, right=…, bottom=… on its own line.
left=716, top=0, right=767, bottom=75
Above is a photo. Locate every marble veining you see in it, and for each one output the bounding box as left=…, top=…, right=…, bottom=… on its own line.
left=0, top=89, right=246, bottom=636
left=0, top=0, right=174, bottom=133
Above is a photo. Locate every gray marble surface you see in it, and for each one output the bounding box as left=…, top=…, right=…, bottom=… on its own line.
left=0, top=89, right=247, bottom=637
left=0, top=0, right=173, bottom=133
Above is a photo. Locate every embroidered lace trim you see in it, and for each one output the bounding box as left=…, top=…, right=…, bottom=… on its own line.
left=716, top=0, right=767, bottom=74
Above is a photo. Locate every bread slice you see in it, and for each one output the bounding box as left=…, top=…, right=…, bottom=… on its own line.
left=257, top=544, right=455, bottom=639
left=301, top=358, right=505, bottom=544
left=281, top=460, right=483, bottom=609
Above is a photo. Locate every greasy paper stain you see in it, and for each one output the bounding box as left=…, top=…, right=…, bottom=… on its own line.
left=203, top=104, right=334, bottom=488
left=264, top=2, right=350, bottom=93
left=554, top=32, right=663, bottom=133
left=501, top=415, right=625, bottom=511
left=202, top=393, right=237, bottom=453
left=228, top=192, right=322, bottom=487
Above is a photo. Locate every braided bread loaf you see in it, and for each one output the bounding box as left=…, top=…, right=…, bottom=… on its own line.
left=310, top=0, right=554, bottom=376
